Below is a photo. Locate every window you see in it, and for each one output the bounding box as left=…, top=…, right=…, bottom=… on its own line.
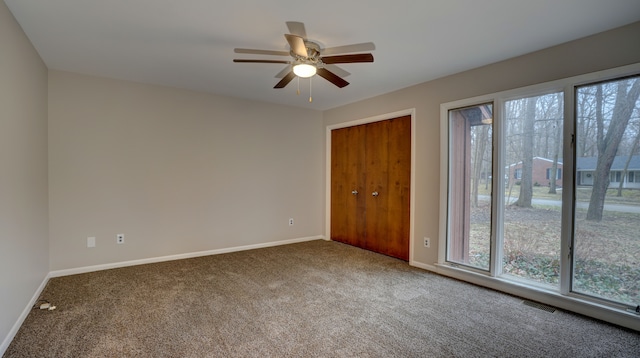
left=446, top=103, right=493, bottom=271
left=573, top=75, right=640, bottom=306
left=440, top=63, right=640, bottom=328
left=502, top=93, right=563, bottom=287
left=546, top=168, right=562, bottom=180
left=514, top=168, right=522, bottom=180
left=610, top=171, right=622, bottom=183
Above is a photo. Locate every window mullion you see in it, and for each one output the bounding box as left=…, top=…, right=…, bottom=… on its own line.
left=491, top=99, right=504, bottom=277
left=559, top=84, right=575, bottom=296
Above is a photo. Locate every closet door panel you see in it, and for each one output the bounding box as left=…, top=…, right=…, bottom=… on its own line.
left=331, top=125, right=366, bottom=247
left=364, top=119, right=390, bottom=255
left=385, top=115, right=411, bottom=260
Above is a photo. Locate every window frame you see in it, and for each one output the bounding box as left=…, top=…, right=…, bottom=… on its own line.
left=445, top=103, right=495, bottom=273
left=438, top=62, right=640, bottom=331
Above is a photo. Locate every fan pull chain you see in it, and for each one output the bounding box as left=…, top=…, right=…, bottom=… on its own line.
left=309, top=77, right=313, bottom=103
left=296, top=76, right=300, bottom=96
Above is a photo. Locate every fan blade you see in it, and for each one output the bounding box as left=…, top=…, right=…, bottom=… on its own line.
left=285, top=34, right=307, bottom=57
left=321, top=53, right=374, bottom=64
left=274, top=71, right=296, bottom=88
left=234, top=48, right=289, bottom=56
left=233, top=59, right=291, bottom=64
left=316, top=68, right=349, bottom=88
left=322, top=42, right=376, bottom=56
left=286, top=21, right=307, bottom=39
left=324, top=64, right=350, bottom=78
left=275, top=66, right=292, bottom=78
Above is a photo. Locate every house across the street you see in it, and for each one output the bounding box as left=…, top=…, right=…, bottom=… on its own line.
left=505, top=155, right=640, bottom=189
left=506, top=157, right=563, bottom=187
left=576, top=155, right=640, bottom=188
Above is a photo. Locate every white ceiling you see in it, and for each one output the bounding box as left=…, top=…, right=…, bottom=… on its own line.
left=5, top=1, right=640, bottom=111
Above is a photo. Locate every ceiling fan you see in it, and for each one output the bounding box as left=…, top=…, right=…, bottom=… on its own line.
left=233, top=21, right=375, bottom=90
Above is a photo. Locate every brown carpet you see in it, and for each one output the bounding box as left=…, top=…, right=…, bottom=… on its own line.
left=4, top=240, right=640, bottom=357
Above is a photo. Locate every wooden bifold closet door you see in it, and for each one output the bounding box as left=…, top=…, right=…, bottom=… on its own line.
left=331, top=115, right=411, bottom=261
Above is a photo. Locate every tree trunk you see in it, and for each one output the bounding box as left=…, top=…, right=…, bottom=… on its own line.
left=472, top=125, right=489, bottom=207
left=514, top=97, right=536, bottom=207
left=549, top=153, right=559, bottom=194
left=549, top=94, right=563, bottom=194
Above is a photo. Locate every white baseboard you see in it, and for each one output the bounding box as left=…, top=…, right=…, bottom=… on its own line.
left=410, top=260, right=437, bottom=272
left=2, top=236, right=324, bottom=355
left=50, top=235, right=324, bottom=278
left=0, top=273, right=51, bottom=356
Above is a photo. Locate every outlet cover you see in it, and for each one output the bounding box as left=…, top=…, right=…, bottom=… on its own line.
left=116, top=234, right=125, bottom=244
left=423, top=237, right=430, bottom=248
left=288, top=218, right=294, bottom=226
left=87, top=237, right=96, bottom=248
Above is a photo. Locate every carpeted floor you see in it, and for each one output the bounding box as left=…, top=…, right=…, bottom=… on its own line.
left=4, top=240, right=640, bottom=357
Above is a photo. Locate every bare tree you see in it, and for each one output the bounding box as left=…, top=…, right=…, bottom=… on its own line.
left=586, top=78, right=640, bottom=221
left=514, top=97, right=537, bottom=207
left=576, top=87, right=599, bottom=157
left=549, top=94, right=563, bottom=194
left=505, top=100, right=523, bottom=205
left=471, top=126, right=486, bottom=208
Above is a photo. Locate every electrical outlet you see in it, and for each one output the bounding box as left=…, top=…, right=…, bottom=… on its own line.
left=424, top=237, right=430, bottom=248
left=288, top=218, right=294, bottom=226
left=116, top=234, right=125, bottom=244
left=87, top=237, right=96, bottom=248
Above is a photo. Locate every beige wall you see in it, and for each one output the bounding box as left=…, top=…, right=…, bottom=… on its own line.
left=48, top=71, right=324, bottom=270
left=323, top=22, right=640, bottom=266
left=0, top=0, right=49, bottom=350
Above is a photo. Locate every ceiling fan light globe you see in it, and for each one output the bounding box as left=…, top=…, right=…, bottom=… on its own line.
left=293, top=64, right=316, bottom=78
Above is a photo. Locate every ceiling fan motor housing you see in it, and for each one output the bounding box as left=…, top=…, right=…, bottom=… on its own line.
left=291, top=41, right=322, bottom=67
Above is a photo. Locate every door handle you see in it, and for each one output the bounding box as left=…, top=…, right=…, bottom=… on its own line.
left=372, top=191, right=379, bottom=197
left=351, top=190, right=358, bottom=195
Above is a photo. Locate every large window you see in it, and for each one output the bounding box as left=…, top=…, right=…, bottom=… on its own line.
left=441, top=64, right=640, bottom=328
left=502, top=93, right=563, bottom=288
left=447, top=104, right=493, bottom=271
left=573, top=76, right=640, bottom=306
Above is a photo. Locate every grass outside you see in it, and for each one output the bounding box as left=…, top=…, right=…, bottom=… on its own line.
left=466, top=190, right=640, bottom=306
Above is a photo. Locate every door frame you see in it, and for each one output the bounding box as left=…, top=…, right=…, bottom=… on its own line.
left=325, top=109, right=416, bottom=262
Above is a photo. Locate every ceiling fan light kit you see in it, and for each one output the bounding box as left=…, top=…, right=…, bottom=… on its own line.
left=233, top=21, right=375, bottom=101
left=293, top=63, right=316, bottom=78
